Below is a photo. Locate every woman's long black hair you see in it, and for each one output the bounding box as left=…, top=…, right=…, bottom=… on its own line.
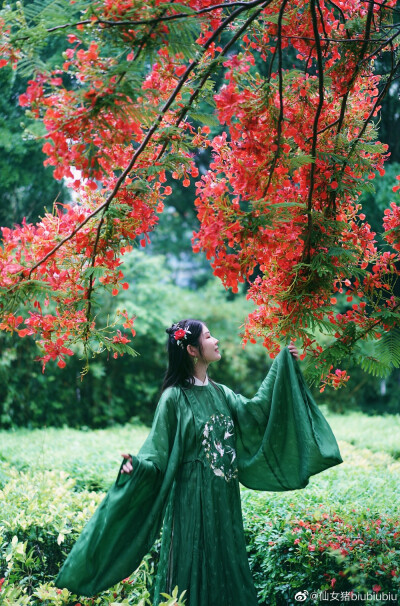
left=161, top=319, right=204, bottom=391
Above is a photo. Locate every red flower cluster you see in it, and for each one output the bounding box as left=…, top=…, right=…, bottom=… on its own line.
left=320, top=368, right=350, bottom=393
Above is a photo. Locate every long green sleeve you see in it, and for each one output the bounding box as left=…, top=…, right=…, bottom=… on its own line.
left=55, top=388, right=182, bottom=597
left=219, top=347, right=343, bottom=491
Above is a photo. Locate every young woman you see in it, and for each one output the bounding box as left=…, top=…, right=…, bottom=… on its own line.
left=56, top=319, right=342, bottom=605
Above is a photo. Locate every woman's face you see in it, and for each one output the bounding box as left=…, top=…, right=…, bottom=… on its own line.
left=198, top=324, right=221, bottom=363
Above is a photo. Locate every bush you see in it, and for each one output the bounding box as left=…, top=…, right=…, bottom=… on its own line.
left=241, top=437, right=400, bottom=605
left=0, top=469, right=185, bottom=605
left=0, top=468, right=103, bottom=581
left=243, top=499, right=399, bottom=605
left=326, top=411, right=400, bottom=460
left=0, top=425, right=150, bottom=492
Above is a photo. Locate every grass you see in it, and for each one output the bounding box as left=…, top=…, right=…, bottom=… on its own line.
left=325, top=410, right=400, bottom=460
left=0, top=409, right=399, bottom=504
left=0, top=424, right=150, bottom=491
left=241, top=439, right=400, bottom=515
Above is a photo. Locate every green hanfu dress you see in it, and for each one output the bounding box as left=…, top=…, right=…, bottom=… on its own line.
left=55, top=348, right=342, bottom=605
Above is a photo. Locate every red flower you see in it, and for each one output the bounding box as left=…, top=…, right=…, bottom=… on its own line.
left=373, top=585, right=381, bottom=593
left=174, top=328, right=186, bottom=340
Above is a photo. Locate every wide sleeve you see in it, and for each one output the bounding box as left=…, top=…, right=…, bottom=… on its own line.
left=220, top=347, right=343, bottom=492
left=55, top=388, right=182, bottom=597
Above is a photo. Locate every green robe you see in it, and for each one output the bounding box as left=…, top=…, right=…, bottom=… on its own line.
left=55, top=348, right=342, bottom=604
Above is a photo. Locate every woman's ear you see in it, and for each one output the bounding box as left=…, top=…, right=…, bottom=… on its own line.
left=187, top=344, right=199, bottom=358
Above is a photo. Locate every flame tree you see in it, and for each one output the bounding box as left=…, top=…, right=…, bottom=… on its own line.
left=0, top=0, right=400, bottom=387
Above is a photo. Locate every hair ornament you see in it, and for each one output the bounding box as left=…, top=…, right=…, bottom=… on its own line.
left=170, top=323, right=191, bottom=349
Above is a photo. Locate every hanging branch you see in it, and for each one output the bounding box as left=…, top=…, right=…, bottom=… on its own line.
left=357, top=25, right=400, bottom=66
left=316, top=0, right=329, bottom=43
left=81, top=1, right=271, bottom=334
left=342, top=53, right=400, bottom=178
left=302, top=0, right=325, bottom=264
left=325, top=0, right=347, bottom=25
left=280, top=34, right=389, bottom=42
left=156, top=0, right=271, bottom=162
left=14, top=0, right=271, bottom=41
left=262, top=0, right=289, bottom=197
left=333, top=2, right=396, bottom=203
left=82, top=8, right=173, bottom=336
left=327, top=0, right=376, bottom=215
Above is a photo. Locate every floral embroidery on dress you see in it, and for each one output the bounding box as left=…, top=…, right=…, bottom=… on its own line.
left=201, top=413, right=238, bottom=481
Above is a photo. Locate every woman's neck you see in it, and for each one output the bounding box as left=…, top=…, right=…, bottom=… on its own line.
left=193, top=360, right=208, bottom=384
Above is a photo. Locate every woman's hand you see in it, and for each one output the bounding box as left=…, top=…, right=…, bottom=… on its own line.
left=121, top=453, right=133, bottom=474
left=288, top=341, right=300, bottom=360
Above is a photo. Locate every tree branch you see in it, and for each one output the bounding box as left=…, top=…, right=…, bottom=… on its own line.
left=262, top=0, right=289, bottom=196
left=15, top=0, right=270, bottom=41
left=83, top=1, right=265, bottom=330
left=327, top=0, right=375, bottom=215
left=157, top=0, right=271, bottom=160
left=84, top=210, right=107, bottom=337
left=303, top=0, right=325, bottom=263
left=357, top=25, right=400, bottom=66
left=305, top=118, right=340, bottom=141
left=366, top=0, right=400, bottom=14
left=346, top=54, right=400, bottom=168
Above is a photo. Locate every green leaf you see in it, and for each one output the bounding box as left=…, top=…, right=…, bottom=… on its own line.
left=102, top=339, right=138, bottom=357
left=160, top=3, right=196, bottom=14
left=375, top=328, right=400, bottom=368
left=189, top=112, right=220, bottom=127
left=82, top=266, right=107, bottom=279
left=289, top=154, right=315, bottom=169
left=359, top=355, right=392, bottom=378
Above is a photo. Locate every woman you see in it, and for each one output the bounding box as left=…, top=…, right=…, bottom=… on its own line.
left=56, top=319, right=342, bottom=605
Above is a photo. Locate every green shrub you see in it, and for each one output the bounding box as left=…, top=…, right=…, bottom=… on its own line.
left=0, top=469, right=102, bottom=582
left=243, top=499, right=399, bottom=605
left=0, top=469, right=185, bottom=605
left=241, top=438, right=400, bottom=605
left=326, top=411, right=400, bottom=460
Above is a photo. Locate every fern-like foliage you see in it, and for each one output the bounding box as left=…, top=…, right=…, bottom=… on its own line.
left=23, top=0, right=87, bottom=24
left=304, top=328, right=400, bottom=386
left=375, top=328, right=400, bottom=368
left=358, top=355, right=393, bottom=378
left=166, top=17, right=200, bottom=60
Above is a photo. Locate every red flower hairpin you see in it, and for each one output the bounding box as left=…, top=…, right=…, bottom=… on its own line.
left=173, top=325, right=191, bottom=348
